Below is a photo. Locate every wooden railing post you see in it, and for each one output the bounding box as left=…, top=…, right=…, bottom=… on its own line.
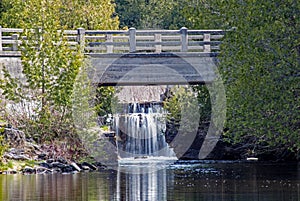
left=180, top=27, right=188, bottom=52
left=129, top=27, right=136, bottom=53
left=0, top=26, right=2, bottom=51
left=155, top=33, right=162, bottom=53
left=204, top=33, right=211, bottom=52
left=106, top=34, right=113, bottom=53
left=77, top=28, right=85, bottom=52
left=12, top=34, right=19, bottom=51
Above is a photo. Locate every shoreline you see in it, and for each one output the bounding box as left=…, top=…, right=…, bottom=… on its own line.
left=1, top=157, right=299, bottom=175
left=1, top=126, right=299, bottom=175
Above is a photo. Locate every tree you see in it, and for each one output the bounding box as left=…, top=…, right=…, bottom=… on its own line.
left=207, top=0, right=300, bottom=157
left=115, top=0, right=183, bottom=29
left=0, top=0, right=119, bottom=29
left=116, top=0, right=300, bottom=158
left=115, top=0, right=222, bottom=29
left=0, top=0, right=119, bottom=144
left=157, top=0, right=299, bottom=158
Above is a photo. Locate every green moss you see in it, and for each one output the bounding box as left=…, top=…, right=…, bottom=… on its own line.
left=100, top=125, right=110, bottom=131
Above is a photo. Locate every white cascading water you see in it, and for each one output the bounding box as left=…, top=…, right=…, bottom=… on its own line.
left=114, top=102, right=177, bottom=161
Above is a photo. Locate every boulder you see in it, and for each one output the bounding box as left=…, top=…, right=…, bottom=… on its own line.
left=70, top=162, right=81, bottom=172
left=61, top=165, right=75, bottom=173
left=81, top=162, right=97, bottom=171
left=22, top=166, right=36, bottom=174
left=39, top=162, right=52, bottom=169
left=51, top=162, right=66, bottom=169
left=3, top=127, right=26, bottom=147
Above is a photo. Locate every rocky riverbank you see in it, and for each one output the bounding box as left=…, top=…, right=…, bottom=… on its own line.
left=0, top=126, right=107, bottom=175
left=1, top=146, right=106, bottom=175
left=1, top=120, right=299, bottom=175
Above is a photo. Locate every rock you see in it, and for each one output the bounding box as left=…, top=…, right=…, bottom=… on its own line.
left=70, top=162, right=81, bottom=172
left=57, top=157, right=68, bottom=164
left=22, top=166, right=36, bottom=174
left=24, top=142, right=43, bottom=157
left=246, top=157, right=258, bottom=161
left=3, top=153, right=13, bottom=159
left=4, top=152, right=31, bottom=161
left=81, top=162, right=97, bottom=171
left=52, top=168, right=62, bottom=173
left=39, top=162, right=52, bottom=169
left=46, top=162, right=76, bottom=173
left=61, top=165, right=75, bottom=173
left=25, top=142, right=41, bottom=150
left=35, top=166, right=52, bottom=174
left=51, top=162, right=66, bottom=169
left=94, top=162, right=107, bottom=169
left=81, top=165, right=90, bottom=171
left=38, top=153, right=47, bottom=160
left=24, top=142, right=40, bottom=152
left=15, top=155, right=31, bottom=160
left=180, top=149, right=200, bottom=160
left=1, top=170, right=18, bottom=174
left=8, top=148, right=24, bottom=155
left=46, top=159, right=55, bottom=163
left=0, top=122, right=7, bottom=128
left=3, top=127, right=26, bottom=147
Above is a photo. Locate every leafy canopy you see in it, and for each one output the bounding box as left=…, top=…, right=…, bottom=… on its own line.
left=116, top=0, right=300, bottom=155
left=206, top=0, right=300, bottom=153
left=0, top=0, right=119, bottom=142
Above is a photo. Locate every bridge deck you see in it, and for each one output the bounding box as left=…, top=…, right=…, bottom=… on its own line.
left=0, top=27, right=223, bottom=85
left=90, top=53, right=219, bottom=86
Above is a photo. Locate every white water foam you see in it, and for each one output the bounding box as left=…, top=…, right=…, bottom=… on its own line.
left=114, top=103, right=177, bottom=163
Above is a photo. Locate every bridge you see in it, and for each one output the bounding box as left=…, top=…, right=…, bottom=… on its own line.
left=0, top=27, right=224, bottom=85
left=0, top=27, right=226, bottom=159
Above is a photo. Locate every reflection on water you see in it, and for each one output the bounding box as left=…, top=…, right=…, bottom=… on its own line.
left=117, top=164, right=172, bottom=201
left=0, top=171, right=117, bottom=201
left=0, top=162, right=299, bottom=201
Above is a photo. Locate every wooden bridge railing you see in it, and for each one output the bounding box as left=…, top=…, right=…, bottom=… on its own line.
left=0, top=27, right=224, bottom=54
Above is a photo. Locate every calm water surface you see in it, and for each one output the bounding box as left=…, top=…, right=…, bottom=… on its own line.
left=0, top=161, right=299, bottom=201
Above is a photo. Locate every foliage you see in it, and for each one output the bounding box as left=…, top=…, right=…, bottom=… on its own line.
left=72, top=60, right=109, bottom=161
left=42, top=139, right=87, bottom=161
left=194, top=0, right=300, bottom=154
left=94, top=86, right=116, bottom=117
left=115, top=0, right=221, bottom=29
left=100, top=125, right=110, bottom=131
left=151, top=0, right=300, bottom=156
left=192, top=85, right=212, bottom=123
left=116, top=0, right=300, bottom=157
left=115, top=0, right=180, bottom=29
left=0, top=1, right=82, bottom=141
left=59, top=0, right=119, bottom=30
left=0, top=0, right=119, bottom=29
left=0, top=0, right=119, bottom=146
left=21, top=160, right=36, bottom=168
left=163, top=85, right=211, bottom=130
left=0, top=160, right=11, bottom=172
left=150, top=0, right=300, bottom=155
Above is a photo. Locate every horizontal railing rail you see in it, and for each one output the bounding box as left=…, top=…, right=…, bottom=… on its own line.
left=0, top=27, right=224, bottom=54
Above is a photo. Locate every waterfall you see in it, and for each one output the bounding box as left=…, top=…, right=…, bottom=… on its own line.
left=114, top=102, right=177, bottom=161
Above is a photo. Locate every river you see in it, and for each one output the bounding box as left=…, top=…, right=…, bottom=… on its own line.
left=0, top=161, right=299, bottom=201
